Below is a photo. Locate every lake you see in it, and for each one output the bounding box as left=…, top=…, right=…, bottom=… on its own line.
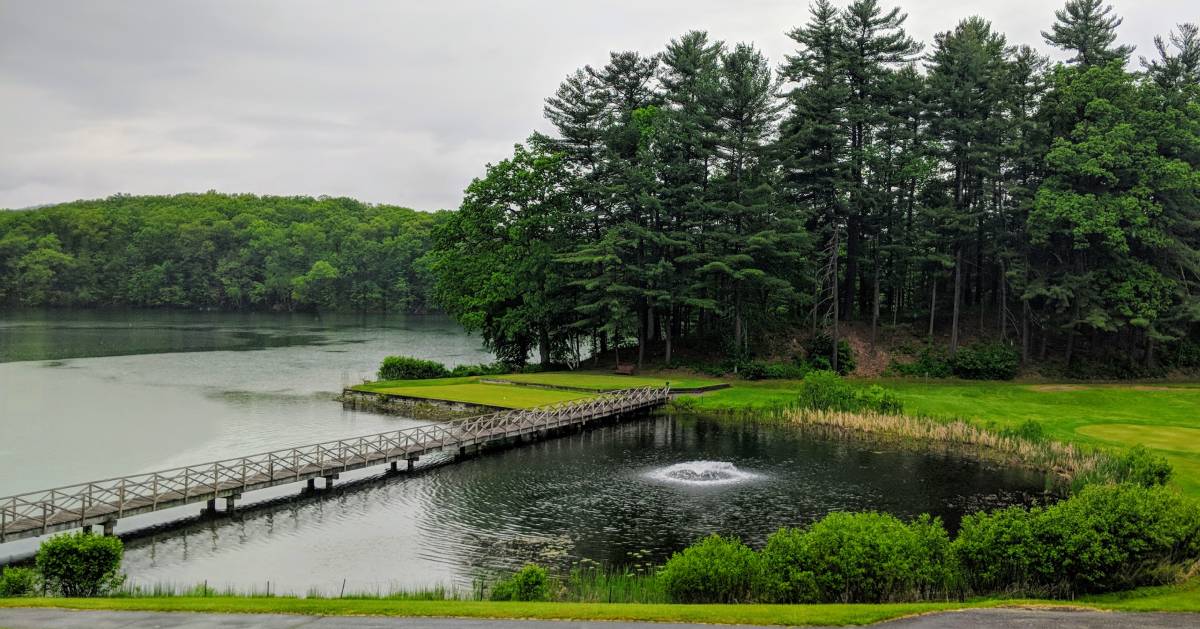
left=0, top=310, right=1046, bottom=594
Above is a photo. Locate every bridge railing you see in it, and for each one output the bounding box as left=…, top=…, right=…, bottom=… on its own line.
left=0, top=384, right=669, bottom=540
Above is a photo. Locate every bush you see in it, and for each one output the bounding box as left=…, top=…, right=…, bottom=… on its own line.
left=737, top=361, right=769, bottom=381
left=490, top=564, right=551, bottom=601
left=797, top=371, right=903, bottom=415
left=1104, top=445, right=1173, bottom=488
left=448, top=362, right=507, bottom=377
left=999, top=419, right=1047, bottom=443
left=0, top=566, right=39, bottom=597
left=951, top=343, right=1019, bottom=380
left=763, top=512, right=951, bottom=603
left=891, top=345, right=953, bottom=378
left=1033, top=483, right=1200, bottom=594
left=764, top=362, right=810, bottom=380
left=377, top=355, right=449, bottom=381
left=953, top=484, right=1200, bottom=596
left=952, top=505, right=1041, bottom=594
left=805, top=335, right=856, bottom=375
left=36, top=532, right=124, bottom=597
left=659, top=534, right=760, bottom=603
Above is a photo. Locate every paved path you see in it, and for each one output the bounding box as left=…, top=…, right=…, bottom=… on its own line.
left=1, top=607, right=1198, bottom=629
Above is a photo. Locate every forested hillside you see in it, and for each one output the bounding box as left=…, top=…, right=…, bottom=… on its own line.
left=0, top=193, right=442, bottom=312
left=432, top=0, right=1200, bottom=373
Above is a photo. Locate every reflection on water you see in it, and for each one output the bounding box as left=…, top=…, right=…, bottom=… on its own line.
left=121, top=415, right=1046, bottom=594
left=0, top=310, right=493, bottom=495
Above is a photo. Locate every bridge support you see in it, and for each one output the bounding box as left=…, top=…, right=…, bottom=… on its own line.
left=203, top=498, right=217, bottom=516
left=306, top=478, right=316, bottom=492
left=102, top=519, right=115, bottom=537
left=324, top=474, right=339, bottom=489
left=225, top=495, right=239, bottom=515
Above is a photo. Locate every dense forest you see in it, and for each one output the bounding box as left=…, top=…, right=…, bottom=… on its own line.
left=432, top=0, right=1200, bottom=373
left=0, top=193, right=442, bottom=312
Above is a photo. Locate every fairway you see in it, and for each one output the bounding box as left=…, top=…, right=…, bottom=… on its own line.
left=498, top=372, right=723, bottom=391
left=1076, top=424, right=1200, bottom=454
left=370, top=383, right=593, bottom=409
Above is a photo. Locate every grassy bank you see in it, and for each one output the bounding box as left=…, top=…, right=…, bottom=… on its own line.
left=679, top=377, right=1200, bottom=496
left=3, top=579, right=1197, bottom=624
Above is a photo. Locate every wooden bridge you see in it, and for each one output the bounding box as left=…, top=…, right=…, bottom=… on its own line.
left=0, top=386, right=670, bottom=543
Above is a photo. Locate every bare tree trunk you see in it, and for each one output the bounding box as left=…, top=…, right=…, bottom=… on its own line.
left=664, top=313, right=673, bottom=365
left=871, top=264, right=880, bottom=353
left=950, top=249, right=963, bottom=356
left=998, top=261, right=1007, bottom=342
left=1021, top=302, right=1030, bottom=364
left=928, top=277, right=937, bottom=339
left=831, top=231, right=840, bottom=373
left=538, top=326, right=550, bottom=367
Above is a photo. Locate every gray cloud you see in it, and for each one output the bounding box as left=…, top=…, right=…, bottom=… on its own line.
left=1, top=0, right=1194, bottom=210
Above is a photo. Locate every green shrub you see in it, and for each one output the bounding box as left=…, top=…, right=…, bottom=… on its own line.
left=952, top=505, right=1041, bottom=594
left=1033, top=483, right=1200, bottom=594
left=0, top=566, right=39, bottom=597
left=36, top=532, right=125, bottom=597
left=760, top=512, right=951, bottom=603
left=797, top=371, right=903, bottom=415
left=658, top=534, right=760, bottom=603
left=1104, top=445, right=1173, bottom=487
left=377, top=355, right=449, bottom=381
left=951, top=343, right=1019, bottom=380
left=738, top=361, right=769, bottom=381
left=805, top=335, right=856, bottom=375
left=490, top=564, right=551, bottom=601
left=1000, top=419, right=1047, bottom=443
left=447, top=362, right=507, bottom=377
left=892, top=345, right=953, bottom=378
left=764, top=362, right=810, bottom=380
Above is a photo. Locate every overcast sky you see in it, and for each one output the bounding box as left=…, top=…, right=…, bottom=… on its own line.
left=0, top=1, right=1194, bottom=211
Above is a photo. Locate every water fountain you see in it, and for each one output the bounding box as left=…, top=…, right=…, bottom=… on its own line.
left=646, top=460, right=761, bottom=486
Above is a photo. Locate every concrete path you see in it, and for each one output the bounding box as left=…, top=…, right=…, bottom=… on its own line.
left=1, top=607, right=1198, bottom=628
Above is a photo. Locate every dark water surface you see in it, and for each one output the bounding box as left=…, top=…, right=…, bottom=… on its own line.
left=0, top=310, right=1046, bottom=594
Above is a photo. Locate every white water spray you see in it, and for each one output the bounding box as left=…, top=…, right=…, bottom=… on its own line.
left=647, top=460, right=761, bottom=486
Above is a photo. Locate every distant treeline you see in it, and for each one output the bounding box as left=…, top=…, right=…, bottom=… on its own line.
left=0, top=193, right=443, bottom=312
left=432, top=0, right=1200, bottom=373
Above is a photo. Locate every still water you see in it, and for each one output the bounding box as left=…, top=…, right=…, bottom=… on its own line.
left=0, top=310, right=1045, bottom=593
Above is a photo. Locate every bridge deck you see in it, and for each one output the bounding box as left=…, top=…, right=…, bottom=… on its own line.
left=0, top=386, right=669, bottom=542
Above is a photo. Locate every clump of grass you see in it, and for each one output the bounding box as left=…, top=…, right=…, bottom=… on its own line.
left=779, top=408, right=1108, bottom=491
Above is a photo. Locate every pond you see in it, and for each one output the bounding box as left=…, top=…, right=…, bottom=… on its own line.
left=0, top=309, right=1046, bottom=594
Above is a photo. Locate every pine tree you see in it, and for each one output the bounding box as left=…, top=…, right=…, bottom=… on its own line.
left=1042, top=0, right=1134, bottom=68
left=779, top=0, right=850, bottom=368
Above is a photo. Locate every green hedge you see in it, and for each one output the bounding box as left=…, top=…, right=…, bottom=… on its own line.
left=659, top=483, right=1199, bottom=603
left=0, top=566, right=39, bottom=597
left=490, top=564, right=551, bottom=601
left=952, top=343, right=1019, bottom=380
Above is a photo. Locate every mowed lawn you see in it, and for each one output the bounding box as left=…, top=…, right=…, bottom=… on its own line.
left=687, top=377, right=1200, bottom=496
left=361, top=381, right=594, bottom=409
left=498, top=371, right=722, bottom=391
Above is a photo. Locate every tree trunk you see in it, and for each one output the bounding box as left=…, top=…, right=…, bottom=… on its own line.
left=998, top=261, right=1007, bottom=341
left=831, top=231, right=840, bottom=373
left=538, top=326, right=550, bottom=367
left=950, top=249, right=963, bottom=356
left=870, top=263, right=880, bottom=353
left=928, top=278, right=937, bottom=339
left=1021, top=301, right=1030, bottom=364
left=664, top=313, right=673, bottom=366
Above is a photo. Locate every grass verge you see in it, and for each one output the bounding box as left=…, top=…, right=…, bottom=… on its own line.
left=3, top=582, right=1198, bottom=625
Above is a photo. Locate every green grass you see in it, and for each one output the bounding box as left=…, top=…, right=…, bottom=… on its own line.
left=366, top=383, right=594, bottom=409
left=498, top=371, right=722, bottom=391
left=4, top=581, right=1198, bottom=624
left=679, top=376, right=1200, bottom=496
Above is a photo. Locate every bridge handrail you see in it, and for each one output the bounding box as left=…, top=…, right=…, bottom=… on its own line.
left=0, top=384, right=669, bottom=536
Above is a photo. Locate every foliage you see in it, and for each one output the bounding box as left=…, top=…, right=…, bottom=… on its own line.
left=0, top=567, right=39, bottom=598
left=0, top=193, right=440, bottom=312
left=377, top=356, right=449, bottom=381
left=797, top=371, right=903, bottom=415
left=951, top=343, right=1020, bottom=380
left=954, top=484, right=1200, bottom=596
left=760, top=513, right=952, bottom=604
left=447, top=363, right=508, bottom=378
left=763, top=362, right=810, bottom=380
left=805, top=335, right=856, bottom=375
left=891, top=345, right=953, bottom=378
left=489, top=564, right=551, bottom=602
left=658, top=534, right=760, bottom=603
left=1103, top=445, right=1174, bottom=488
left=35, top=532, right=124, bottom=598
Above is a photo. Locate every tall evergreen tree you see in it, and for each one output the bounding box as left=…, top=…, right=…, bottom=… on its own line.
left=1042, top=0, right=1134, bottom=68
